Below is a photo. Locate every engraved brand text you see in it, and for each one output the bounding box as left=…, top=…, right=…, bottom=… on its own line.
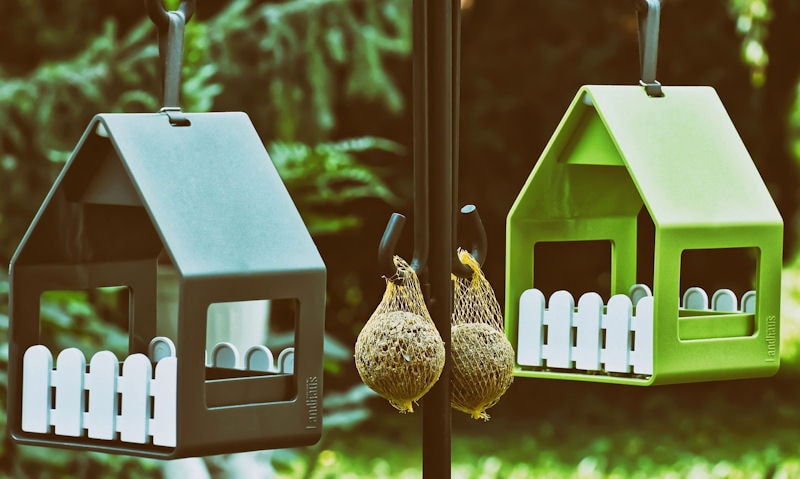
left=305, top=376, right=319, bottom=428
left=766, top=315, right=777, bottom=361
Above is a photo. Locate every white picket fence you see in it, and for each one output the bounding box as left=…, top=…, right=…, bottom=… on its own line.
left=21, top=337, right=295, bottom=448
left=516, top=285, right=756, bottom=376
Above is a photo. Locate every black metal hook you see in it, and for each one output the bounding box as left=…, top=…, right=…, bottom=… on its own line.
left=453, top=204, right=487, bottom=278
left=378, top=212, right=429, bottom=280
left=636, top=0, right=663, bottom=97
left=379, top=204, right=487, bottom=280
left=144, top=0, right=196, bottom=122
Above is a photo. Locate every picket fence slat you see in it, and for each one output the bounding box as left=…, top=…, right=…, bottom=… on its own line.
left=683, top=287, right=709, bottom=310
left=151, top=356, right=177, bottom=447
left=516, top=285, right=754, bottom=377
left=542, top=291, right=574, bottom=369
left=149, top=337, right=176, bottom=363
left=118, top=354, right=151, bottom=444
left=53, top=348, right=85, bottom=437
left=711, top=289, right=737, bottom=312
left=517, top=289, right=545, bottom=367
left=246, top=346, right=276, bottom=372
left=85, top=351, right=118, bottom=440
left=211, top=342, right=240, bottom=369
left=630, top=296, right=654, bottom=375
left=603, top=295, right=632, bottom=373
left=742, top=291, right=756, bottom=313
left=278, top=348, right=295, bottom=374
left=572, top=292, right=602, bottom=370
left=628, top=284, right=653, bottom=306
left=22, top=345, right=51, bottom=434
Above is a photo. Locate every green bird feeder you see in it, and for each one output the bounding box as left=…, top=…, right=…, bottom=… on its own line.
left=505, top=84, right=783, bottom=386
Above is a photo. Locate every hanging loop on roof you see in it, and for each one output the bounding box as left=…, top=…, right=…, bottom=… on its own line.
left=144, top=0, right=196, bottom=124
left=636, top=0, right=663, bottom=97
left=145, top=0, right=196, bottom=30
left=452, top=204, right=487, bottom=278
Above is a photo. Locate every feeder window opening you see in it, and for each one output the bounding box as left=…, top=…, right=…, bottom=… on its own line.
left=533, top=240, right=613, bottom=300
left=677, top=247, right=759, bottom=341
left=204, top=297, right=298, bottom=408
left=39, top=286, right=131, bottom=359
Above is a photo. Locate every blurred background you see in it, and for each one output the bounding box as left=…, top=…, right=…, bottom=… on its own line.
left=3, top=0, right=800, bottom=477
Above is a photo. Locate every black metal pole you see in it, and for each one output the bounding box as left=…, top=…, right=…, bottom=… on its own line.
left=422, top=0, right=455, bottom=477
left=412, top=0, right=430, bottom=280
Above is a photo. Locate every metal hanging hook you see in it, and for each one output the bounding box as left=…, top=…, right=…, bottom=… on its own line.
left=145, top=0, right=196, bottom=123
left=452, top=204, right=487, bottom=278
left=636, top=0, right=663, bottom=97
left=378, top=211, right=429, bottom=280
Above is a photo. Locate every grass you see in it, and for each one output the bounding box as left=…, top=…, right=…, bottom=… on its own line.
left=290, top=373, right=800, bottom=478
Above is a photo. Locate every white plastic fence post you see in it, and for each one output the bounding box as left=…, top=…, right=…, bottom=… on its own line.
left=211, top=342, right=240, bottom=369
left=573, top=292, right=603, bottom=371
left=149, top=336, right=177, bottom=362
left=151, top=356, right=178, bottom=447
left=117, top=354, right=152, bottom=444
left=543, top=291, right=574, bottom=369
left=278, top=348, right=295, bottom=374
left=85, top=351, right=119, bottom=440
left=682, top=287, right=708, bottom=310
left=602, top=295, right=632, bottom=373
left=52, top=348, right=86, bottom=437
left=628, top=284, right=653, bottom=305
left=741, top=291, right=757, bottom=313
left=22, top=345, right=52, bottom=433
left=517, top=289, right=545, bottom=367
left=630, top=295, right=654, bottom=375
left=245, top=345, right=276, bottom=372
left=711, top=289, right=738, bottom=312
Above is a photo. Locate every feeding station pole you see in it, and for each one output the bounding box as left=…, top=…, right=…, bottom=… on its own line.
left=377, top=1, right=469, bottom=476
left=421, top=0, right=459, bottom=477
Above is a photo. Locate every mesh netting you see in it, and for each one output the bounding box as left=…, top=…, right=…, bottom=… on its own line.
left=355, top=256, right=445, bottom=413
left=450, top=248, right=514, bottom=420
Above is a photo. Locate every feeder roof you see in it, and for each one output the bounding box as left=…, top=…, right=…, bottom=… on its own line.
left=13, top=112, right=324, bottom=278
left=512, top=85, right=782, bottom=229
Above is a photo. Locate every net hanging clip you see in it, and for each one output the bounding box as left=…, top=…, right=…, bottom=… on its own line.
left=144, top=0, right=197, bottom=125
left=378, top=205, right=487, bottom=282
left=636, top=0, right=664, bottom=97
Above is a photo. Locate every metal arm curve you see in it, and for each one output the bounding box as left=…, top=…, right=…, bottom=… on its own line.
left=452, top=204, right=487, bottom=278
left=378, top=212, right=430, bottom=280
left=378, top=213, right=407, bottom=278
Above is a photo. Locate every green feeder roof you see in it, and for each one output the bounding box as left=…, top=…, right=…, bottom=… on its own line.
left=510, top=85, right=782, bottom=229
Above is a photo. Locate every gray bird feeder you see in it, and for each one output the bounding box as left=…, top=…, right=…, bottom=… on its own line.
left=7, top=0, right=325, bottom=459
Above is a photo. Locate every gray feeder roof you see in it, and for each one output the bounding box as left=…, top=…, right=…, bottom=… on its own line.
left=13, top=112, right=323, bottom=278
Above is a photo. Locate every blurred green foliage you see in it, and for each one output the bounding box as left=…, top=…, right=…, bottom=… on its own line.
left=728, top=0, right=771, bottom=86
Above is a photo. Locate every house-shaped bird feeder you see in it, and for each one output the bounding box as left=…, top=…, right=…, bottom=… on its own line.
left=7, top=111, right=326, bottom=457
left=505, top=85, right=782, bottom=386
